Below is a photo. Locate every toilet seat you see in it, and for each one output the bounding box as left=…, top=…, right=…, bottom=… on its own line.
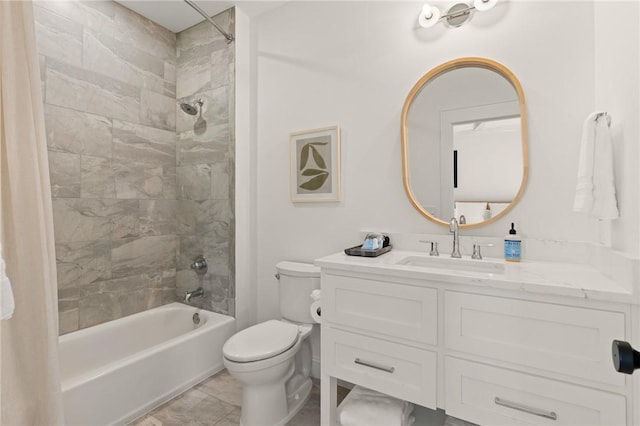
left=223, top=320, right=299, bottom=363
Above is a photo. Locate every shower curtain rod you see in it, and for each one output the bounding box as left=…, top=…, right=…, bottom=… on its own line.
left=183, top=0, right=234, bottom=43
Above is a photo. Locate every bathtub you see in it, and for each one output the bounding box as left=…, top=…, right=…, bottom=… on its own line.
left=59, top=302, right=236, bottom=425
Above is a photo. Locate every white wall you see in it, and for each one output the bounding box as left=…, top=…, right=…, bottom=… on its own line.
left=252, top=1, right=638, bottom=323
left=234, top=6, right=258, bottom=331
left=594, top=1, right=640, bottom=256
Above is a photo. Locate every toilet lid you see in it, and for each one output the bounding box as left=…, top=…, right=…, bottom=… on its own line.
left=223, top=320, right=299, bottom=362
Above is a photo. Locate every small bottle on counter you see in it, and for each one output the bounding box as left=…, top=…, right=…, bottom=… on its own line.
left=482, top=202, right=492, bottom=221
left=504, top=222, right=521, bottom=262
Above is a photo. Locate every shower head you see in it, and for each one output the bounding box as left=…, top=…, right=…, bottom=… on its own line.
left=180, top=99, right=203, bottom=116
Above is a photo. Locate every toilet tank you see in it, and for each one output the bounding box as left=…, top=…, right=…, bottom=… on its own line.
left=276, top=261, right=321, bottom=324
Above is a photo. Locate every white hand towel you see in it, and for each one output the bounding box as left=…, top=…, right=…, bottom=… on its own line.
left=573, top=112, right=619, bottom=219
left=573, top=112, right=598, bottom=213
left=0, top=246, right=15, bottom=320
left=338, top=386, right=415, bottom=426
left=591, top=118, right=619, bottom=219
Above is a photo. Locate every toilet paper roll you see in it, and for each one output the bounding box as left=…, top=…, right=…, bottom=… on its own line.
left=310, top=301, right=322, bottom=323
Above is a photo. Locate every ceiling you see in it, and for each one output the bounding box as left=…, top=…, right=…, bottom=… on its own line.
left=115, top=0, right=288, bottom=33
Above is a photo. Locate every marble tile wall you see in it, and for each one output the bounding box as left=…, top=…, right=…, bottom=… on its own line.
left=175, top=10, right=236, bottom=317
left=35, top=1, right=236, bottom=334
left=35, top=0, right=179, bottom=334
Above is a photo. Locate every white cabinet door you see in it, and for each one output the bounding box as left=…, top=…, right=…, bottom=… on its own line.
left=323, top=327, right=437, bottom=409
left=446, top=357, right=626, bottom=426
left=323, top=273, right=438, bottom=346
left=445, top=291, right=625, bottom=386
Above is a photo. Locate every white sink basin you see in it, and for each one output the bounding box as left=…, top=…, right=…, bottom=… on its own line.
left=396, top=255, right=505, bottom=275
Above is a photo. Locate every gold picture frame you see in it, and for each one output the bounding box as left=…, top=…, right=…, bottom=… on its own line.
left=290, top=126, right=341, bottom=202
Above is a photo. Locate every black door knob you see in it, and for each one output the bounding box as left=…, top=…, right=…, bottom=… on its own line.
left=612, top=340, right=640, bottom=374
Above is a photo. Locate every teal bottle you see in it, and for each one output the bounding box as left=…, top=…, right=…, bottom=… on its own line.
left=504, top=223, right=521, bottom=262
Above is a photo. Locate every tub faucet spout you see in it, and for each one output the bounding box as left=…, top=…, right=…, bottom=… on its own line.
left=184, top=287, right=204, bottom=303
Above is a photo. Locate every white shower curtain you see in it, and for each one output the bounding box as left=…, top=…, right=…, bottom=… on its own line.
left=0, top=1, right=64, bottom=425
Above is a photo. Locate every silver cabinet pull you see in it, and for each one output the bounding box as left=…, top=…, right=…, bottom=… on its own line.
left=495, top=397, right=557, bottom=421
left=354, top=358, right=395, bottom=373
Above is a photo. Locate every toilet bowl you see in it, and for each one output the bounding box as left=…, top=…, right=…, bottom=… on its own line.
left=223, top=320, right=313, bottom=426
left=222, top=261, right=320, bottom=426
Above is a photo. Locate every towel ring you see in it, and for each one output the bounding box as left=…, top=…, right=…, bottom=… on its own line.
left=595, top=112, right=611, bottom=127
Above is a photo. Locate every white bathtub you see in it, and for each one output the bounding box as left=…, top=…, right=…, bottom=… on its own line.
left=59, top=302, right=236, bottom=426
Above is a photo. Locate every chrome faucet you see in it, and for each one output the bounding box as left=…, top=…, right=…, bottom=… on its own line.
left=471, top=243, right=483, bottom=260
left=449, top=217, right=462, bottom=258
left=184, top=287, right=204, bottom=303
left=419, top=240, right=439, bottom=256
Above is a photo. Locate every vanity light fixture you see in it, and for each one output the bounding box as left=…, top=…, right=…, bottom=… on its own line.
left=418, top=4, right=442, bottom=28
left=418, top=0, right=498, bottom=29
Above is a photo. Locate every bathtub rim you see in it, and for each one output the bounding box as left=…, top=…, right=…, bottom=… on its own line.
left=60, top=302, right=235, bottom=392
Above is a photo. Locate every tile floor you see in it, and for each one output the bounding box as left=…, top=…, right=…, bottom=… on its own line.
left=128, top=369, right=327, bottom=426
left=127, top=371, right=236, bottom=425
left=129, top=369, right=474, bottom=426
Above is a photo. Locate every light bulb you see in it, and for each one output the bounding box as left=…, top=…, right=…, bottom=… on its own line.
left=418, top=3, right=441, bottom=28
left=474, top=0, right=498, bottom=12
left=422, top=4, right=434, bottom=19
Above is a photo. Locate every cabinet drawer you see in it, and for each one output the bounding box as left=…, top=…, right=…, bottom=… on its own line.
left=445, top=357, right=626, bottom=426
left=445, top=291, right=625, bottom=386
left=322, top=273, right=437, bottom=345
left=323, top=327, right=437, bottom=409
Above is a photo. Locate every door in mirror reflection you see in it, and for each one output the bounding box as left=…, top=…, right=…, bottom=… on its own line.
left=452, top=116, right=523, bottom=224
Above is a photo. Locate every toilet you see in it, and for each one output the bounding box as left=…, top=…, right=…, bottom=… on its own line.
left=223, top=261, right=320, bottom=426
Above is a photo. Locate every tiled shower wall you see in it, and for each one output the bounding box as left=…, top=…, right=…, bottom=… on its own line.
left=34, top=1, right=235, bottom=334
left=175, top=11, right=236, bottom=317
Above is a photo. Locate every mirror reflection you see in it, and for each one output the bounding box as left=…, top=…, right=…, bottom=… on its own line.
left=401, top=58, right=528, bottom=227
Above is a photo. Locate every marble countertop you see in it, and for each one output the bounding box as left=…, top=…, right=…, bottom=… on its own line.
left=315, top=250, right=633, bottom=304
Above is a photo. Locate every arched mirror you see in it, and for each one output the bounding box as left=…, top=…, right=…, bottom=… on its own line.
left=401, top=57, right=528, bottom=228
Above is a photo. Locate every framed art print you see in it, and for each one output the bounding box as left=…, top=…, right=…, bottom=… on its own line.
left=290, top=126, right=341, bottom=202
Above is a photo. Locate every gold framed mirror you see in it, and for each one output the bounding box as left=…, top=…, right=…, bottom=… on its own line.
left=401, top=57, right=528, bottom=228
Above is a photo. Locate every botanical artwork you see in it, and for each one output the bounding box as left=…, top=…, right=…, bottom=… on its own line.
left=290, top=126, right=340, bottom=202
left=297, top=135, right=331, bottom=193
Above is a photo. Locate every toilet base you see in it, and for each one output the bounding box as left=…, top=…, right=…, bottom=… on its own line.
left=286, top=374, right=313, bottom=418
left=239, top=375, right=313, bottom=426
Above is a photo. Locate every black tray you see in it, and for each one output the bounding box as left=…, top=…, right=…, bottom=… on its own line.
left=344, top=244, right=392, bottom=257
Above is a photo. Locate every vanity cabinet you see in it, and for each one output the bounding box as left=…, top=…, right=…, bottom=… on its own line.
left=445, top=291, right=625, bottom=387
left=445, top=357, right=626, bottom=425
left=324, top=328, right=437, bottom=408
left=322, top=273, right=438, bottom=345
left=321, top=273, right=438, bottom=409
left=319, top=263, right=633, bottom=426
left=444, top=292, right=627, bottom=425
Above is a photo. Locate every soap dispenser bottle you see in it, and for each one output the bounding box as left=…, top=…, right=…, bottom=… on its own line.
left=504, top=223, right=521, bottom=262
